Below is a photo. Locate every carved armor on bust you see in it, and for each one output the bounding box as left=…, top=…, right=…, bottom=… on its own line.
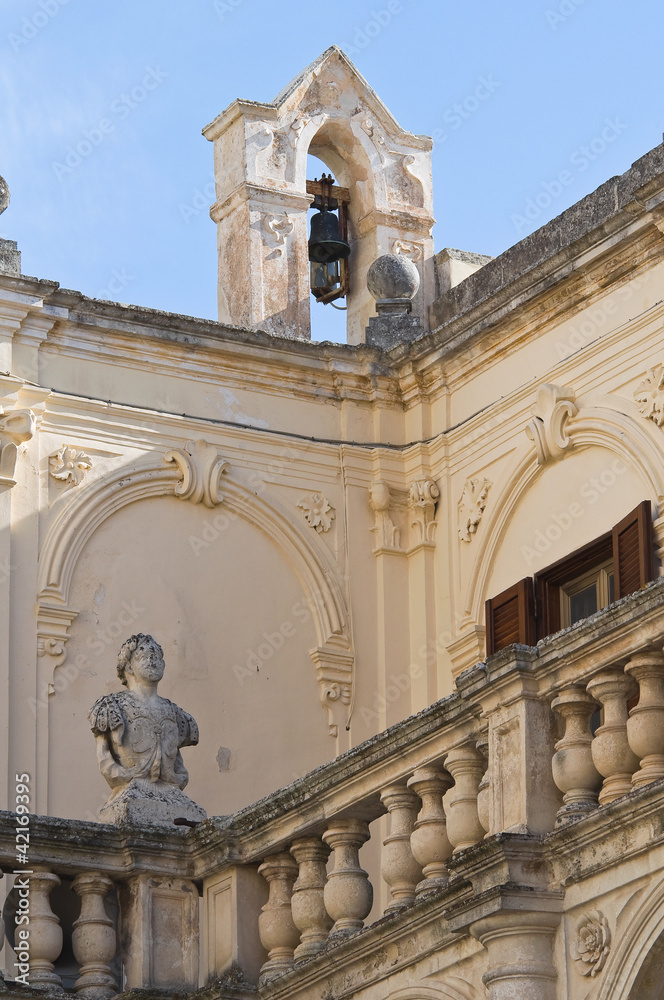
left=89, top=634, right=206, bottom=827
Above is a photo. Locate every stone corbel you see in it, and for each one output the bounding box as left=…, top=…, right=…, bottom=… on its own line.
left=37, top=604, right=79, bottom=690
left=310, top=639, right=354, bottom=744
left=525, top=384, right=578, bottom=465
left=164, top=439, right=229, bottom=507
left=0, top=405, right=35, bottom=487
left=368, top=480, right=404, bottom=554
left=408, top=479, right=439, bottom=548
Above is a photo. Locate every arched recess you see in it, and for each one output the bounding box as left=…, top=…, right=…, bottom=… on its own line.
left=462, top=393, right=664, bottom=635
left=386, top=981, right=481, bottom=1000
left=595, top=873, right=664, bottom=1000
left=36, top=440, right=353, bottom=745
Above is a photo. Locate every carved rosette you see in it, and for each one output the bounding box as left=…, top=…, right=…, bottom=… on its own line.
left=297, top=493, right=335, bottom=533
left=409, top=479, right=439, bottom=546
left=571, top=909, right=611, bottom=977
left=525, top=384, right=578, bottom=464
left=458, top=477, right=492, bottom=542
left=634, top=364, right=664, bottom=426
left=0, top=405, right=35, bottom=487
left=164, top=439, right=229, bottom=508
left=49, top=444, right=92, bottom=486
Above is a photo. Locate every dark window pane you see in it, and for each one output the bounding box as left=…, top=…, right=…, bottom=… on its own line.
left=570, top=583, right=598, bottom=624
left=608, top=573, right=615, bottom=604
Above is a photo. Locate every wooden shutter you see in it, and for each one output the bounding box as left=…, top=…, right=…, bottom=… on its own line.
left=612, top=500, right=654, bottom=599
left=485, top=577, right=536, bottom=655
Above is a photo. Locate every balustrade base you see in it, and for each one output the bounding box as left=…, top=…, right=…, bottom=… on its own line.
left=632, top=754, right=664, bottom=788
left=416, top=874, right=448, bottom=896
left=555, top=799, right=598, bottom=827
left=598, top=773, right=635, bottom=804
left=258, top=959, right=294, bottom=988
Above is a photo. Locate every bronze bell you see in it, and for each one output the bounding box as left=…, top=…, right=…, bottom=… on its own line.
left=308, top=210, right=351, bottom=264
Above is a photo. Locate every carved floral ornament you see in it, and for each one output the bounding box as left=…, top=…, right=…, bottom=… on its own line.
left=458, top=477, right=492, bottom=542
left=49, top=444, right=92, bottom=486
left=297, top=493, right=335, bottom=533
left=571, top=909, right=611, bottom=977
left=634, top=363, right=664, bottom=426
left=525, top=383, right=578, bottom=465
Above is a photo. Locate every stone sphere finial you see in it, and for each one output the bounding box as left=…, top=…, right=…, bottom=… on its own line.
left=367, top=253, right=420, bottom=305
left=0, top=176, right=9, bottom=216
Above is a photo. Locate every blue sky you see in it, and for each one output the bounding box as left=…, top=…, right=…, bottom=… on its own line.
left=1, top=0, right=663, bottom=343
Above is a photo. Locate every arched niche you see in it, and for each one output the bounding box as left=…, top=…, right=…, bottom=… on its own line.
left=450, top=392, right=664, bottom=673
left=35, top=442, right=354, bottom=816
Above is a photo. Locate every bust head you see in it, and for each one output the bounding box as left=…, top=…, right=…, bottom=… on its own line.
left=117, top=634, right=165, bottom=688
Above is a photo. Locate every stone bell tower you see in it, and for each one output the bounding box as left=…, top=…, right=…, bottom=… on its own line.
left=203, top=46, right=435, bottom=344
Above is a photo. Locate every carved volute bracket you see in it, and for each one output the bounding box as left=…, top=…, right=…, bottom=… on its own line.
left=310, top=639, right=354, bottom=745
left=0, top=405, right=35, bottom=487
left=525, top=384, right=578, bottom=465
left=368, top=480, right=403, bottom=554
left=409, top=479, right=439, bottom=548
left=164, top=439, right=229, bottom=507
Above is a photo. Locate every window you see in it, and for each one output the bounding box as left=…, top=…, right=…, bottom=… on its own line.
left=486, top=500, right=654, bottom=655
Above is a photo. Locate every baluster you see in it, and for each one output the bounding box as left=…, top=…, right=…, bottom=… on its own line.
left=72, top=873, right=117, bottom=999
left=380, top=784, right=422, bottom=912
left=27, top=868, right=63, bottom=989
left=444, top=746, right=485, bottom=852
left=476, top=731, right=490, bottom=836
left=587, top=671, right=639, bottom=803
left=625, top=650, right=664, bottom=787
left=407, top=766, right=453, bottom=893
left=322, top=819, right=372, bottom=939
left=257, top=853, right=300, bottom=985
left=551, top=687, right=601, bottom=825
left=290, top=838, right=332, bottom=962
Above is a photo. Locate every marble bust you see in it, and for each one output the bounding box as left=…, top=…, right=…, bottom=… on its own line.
left=89, top=633, right=207, bottom=827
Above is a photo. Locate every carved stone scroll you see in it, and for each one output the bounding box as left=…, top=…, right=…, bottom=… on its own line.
left=164, top=439, right=229, bottom=508
left=409, top=479, right=439, bottom=546
left=368, top=481, right=401, bottom=552
left=0, top=405, right=35, bottom=487
left=525, top=384, right=578, bottom=465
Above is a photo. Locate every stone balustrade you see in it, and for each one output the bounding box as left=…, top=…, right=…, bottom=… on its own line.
left=2, top=585, right=664, bottom=995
